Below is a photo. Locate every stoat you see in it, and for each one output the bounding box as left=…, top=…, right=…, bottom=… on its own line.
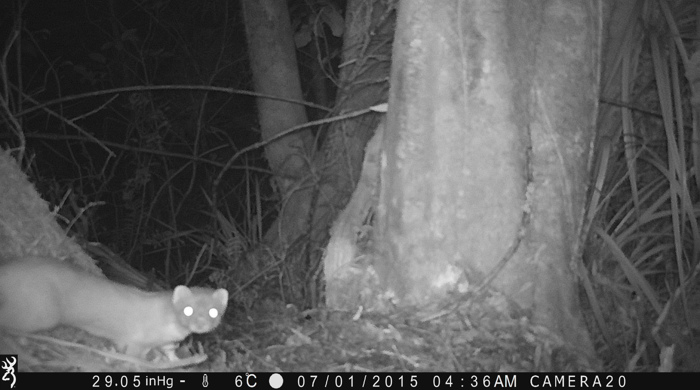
left=0, top=257, right=228, bottom=360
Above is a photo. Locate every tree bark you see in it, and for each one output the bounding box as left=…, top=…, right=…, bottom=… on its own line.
left=366, top=0, right=599, bottom=359
left=254, top=0, right=394, bottom=255
left=241, top=0, right=311, bottom=184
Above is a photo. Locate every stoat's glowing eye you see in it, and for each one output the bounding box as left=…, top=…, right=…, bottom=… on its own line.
left=183, top=306, right=194, bottom=317
left=209, top=308, right=219, bottom=318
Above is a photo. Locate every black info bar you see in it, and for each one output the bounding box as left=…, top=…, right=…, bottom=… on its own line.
left=4, top=372, right=691, bottom=390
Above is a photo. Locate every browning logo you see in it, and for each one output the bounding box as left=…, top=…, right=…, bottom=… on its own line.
left=0, top=356, right=16, bottom=389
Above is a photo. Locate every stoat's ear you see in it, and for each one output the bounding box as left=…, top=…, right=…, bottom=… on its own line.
left=172, top=285, right=192, bottom=304
left=213, top=288, right=229, bottom=307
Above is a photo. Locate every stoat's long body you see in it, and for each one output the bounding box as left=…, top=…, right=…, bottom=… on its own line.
left=0, top=257, right=228, bottom=359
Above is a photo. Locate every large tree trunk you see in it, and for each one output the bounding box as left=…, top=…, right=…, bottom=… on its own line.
left=328, top=0, right=601, bottom=362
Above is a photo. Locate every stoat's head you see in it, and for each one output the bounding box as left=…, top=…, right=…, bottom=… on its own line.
left=172, top=286, right=228, bottom=333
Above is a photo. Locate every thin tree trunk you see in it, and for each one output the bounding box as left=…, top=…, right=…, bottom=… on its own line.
left=263, top=0, right=394, bottom=252
left=241, top=0, right=311, bottom=183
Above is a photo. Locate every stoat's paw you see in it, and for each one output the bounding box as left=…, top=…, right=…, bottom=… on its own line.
left=155, top=343, right=182, bottom=362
